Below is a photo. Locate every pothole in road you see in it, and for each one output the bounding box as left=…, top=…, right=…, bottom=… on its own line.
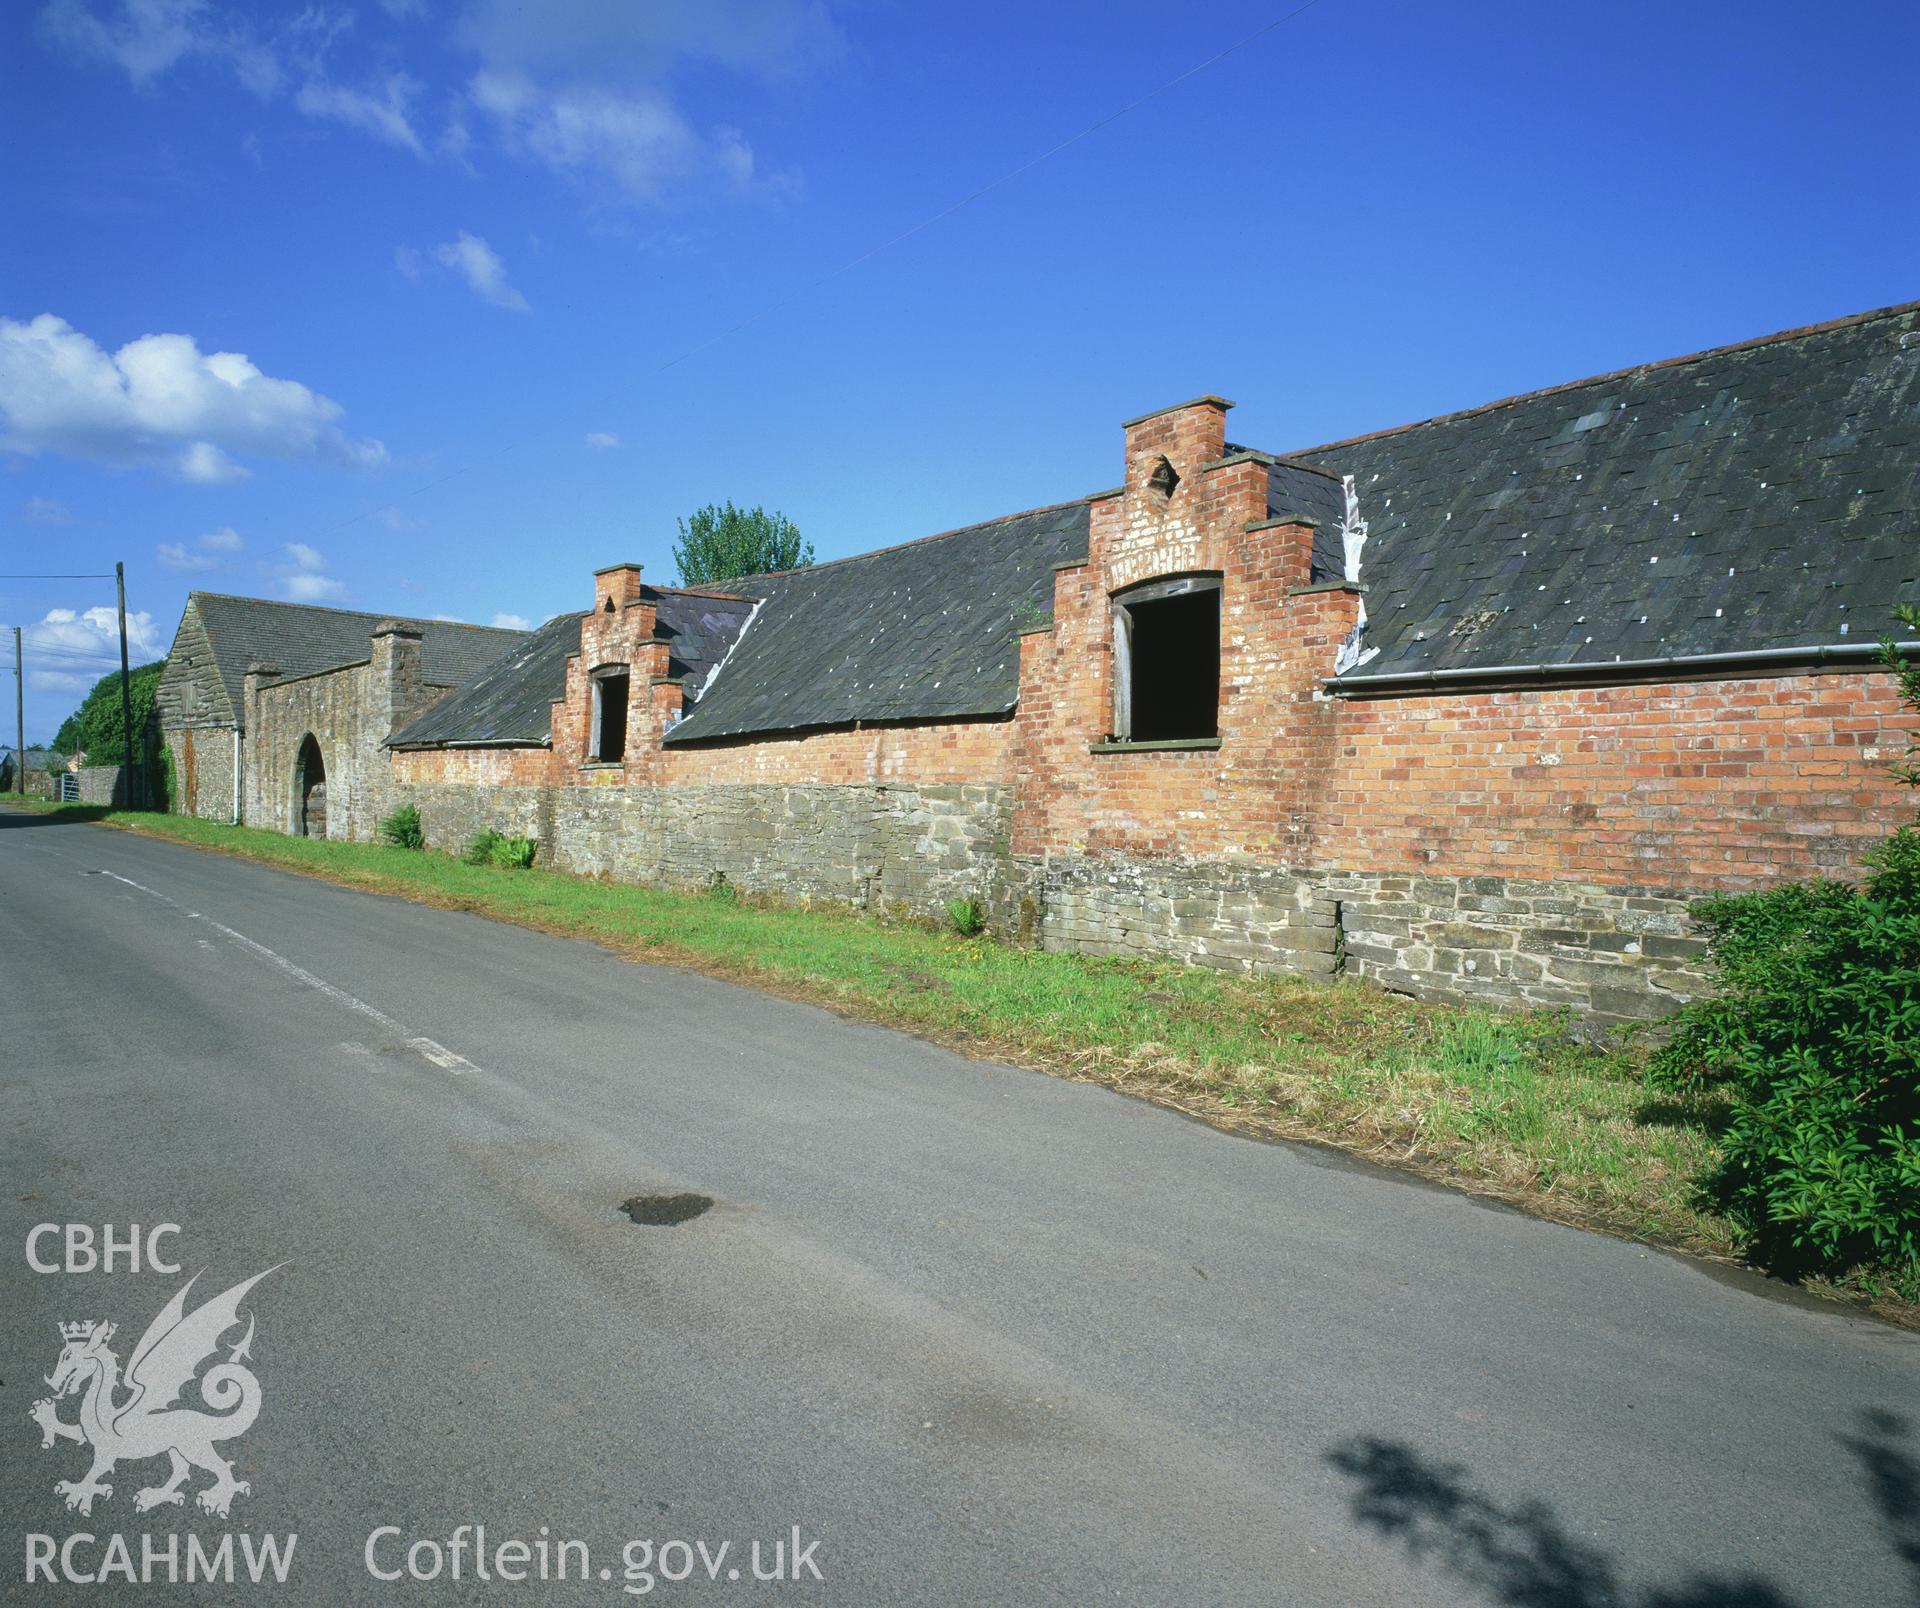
left=619, top=1193, right=714, bottom=1227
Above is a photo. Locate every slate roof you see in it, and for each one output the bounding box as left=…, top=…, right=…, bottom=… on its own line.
left=1255, top=456, right=1348, bottom=582
left=1290, top=302, right=1920, bottom=684
left=184, top=593, right=526, bottom=723
left=388, top=587, right=761, bottom=748
left=1, top=747, right=62, bottom=770
left=663, top=500, right=1090, bottom=744
left=658, top=589, right=760, bottom=696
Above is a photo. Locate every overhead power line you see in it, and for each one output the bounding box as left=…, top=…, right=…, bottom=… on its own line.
left=261, top=0, right=1333, bottom=551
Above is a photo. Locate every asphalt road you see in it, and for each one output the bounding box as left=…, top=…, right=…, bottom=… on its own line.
left=2, top=811, right=1916, bottom=1607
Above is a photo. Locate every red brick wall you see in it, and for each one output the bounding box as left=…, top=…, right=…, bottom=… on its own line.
left=1301, top=675, right=1905, bottom=889
left=393, top=400, right=1910, bottom=902
left=1012, top=397, right=1910, bottom=894
left=393, top=708, right=1013, bottom=789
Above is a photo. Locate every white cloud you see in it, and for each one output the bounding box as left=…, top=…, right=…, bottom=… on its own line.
left=279, top=541, right=348, bottom=603
left=157, top=541, right=216, bottom=571
left=40, top=0, right=830, bottom=212
left=585, top=430, right=619, bottom=449
left=454, top=0, right=843, bottom=86
left=177, top=440, right=248, bottom=482
left=451, top=0, right=834, bottom=210
left=38, top=0, right=280, bottom=95
left=398, top=232, right=530, bottom=311
left=158, top=525, right=243, bottom=568
left=287, top=574, right=349, bottom=602
left=0, top=314, right=386, bottom=480
left=490, top=611, right=532, bottom=630
left=25, top=604, right=165, bottom=699
left=22, top=495, right=74, bottom=525
left=434, top=231, right=529, bottom=311
left=295, top=72, right=424, bottom=154
left=469, top=69, right=776, bottom=209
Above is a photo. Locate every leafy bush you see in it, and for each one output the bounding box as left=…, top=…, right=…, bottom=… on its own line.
left=462, top=828, right=536, bottom=869
left=378, top=803, right=424, bottom=850
left=1647, top=833, right=1920, bottom=1291
left=707, top=874, right=737, bottom=904
left=946, top=897, right=985, bottom=937
left=491, top=834, right=537, bottom=869
left=1648, top=610, right=1920, bottom=1296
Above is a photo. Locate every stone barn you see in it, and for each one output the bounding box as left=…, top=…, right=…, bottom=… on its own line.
left=187, top=302, right=1920, bottom=1021
left=155, top=594, right=523, bottom=835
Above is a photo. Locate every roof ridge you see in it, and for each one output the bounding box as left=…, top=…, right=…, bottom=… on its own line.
left=188, top=591, right=526, bottom=633
left=1283, top=297, right=1920, bottom=459
left=733, top=496, right=1090, bottom=585
left=647, top=584, right=756, bottom=601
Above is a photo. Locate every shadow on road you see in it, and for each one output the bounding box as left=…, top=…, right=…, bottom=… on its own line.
left=1839, top=1409, right=1920, bottom=1597
left=0, top=805, right=110, bottom=828
left=1325, top=1408, right=1920, bottom=1607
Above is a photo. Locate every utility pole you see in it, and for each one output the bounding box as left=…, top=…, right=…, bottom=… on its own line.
left=116, top=561, right=136, bottom=809
left=12, top=626, right=21, bottom=799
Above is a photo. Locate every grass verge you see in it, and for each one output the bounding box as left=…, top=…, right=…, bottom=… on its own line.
left=9, top=800, right=1905, bottom=1322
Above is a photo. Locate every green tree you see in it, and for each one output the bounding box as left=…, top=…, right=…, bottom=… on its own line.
left=672, top=501, right=812, bottom=586
left=57, top=660, right=164, bottom=769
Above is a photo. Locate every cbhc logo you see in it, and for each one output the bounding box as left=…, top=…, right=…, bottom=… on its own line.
left=26, top=1223, right=183, bottom=1274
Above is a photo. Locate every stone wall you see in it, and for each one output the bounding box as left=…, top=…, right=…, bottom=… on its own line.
left=1026, top=853, right=1708, bottom=1023
left=156, top=598, right=246, bottom=823
left=161, top=725, right=240, bottom=822
left=393, top=777, right=1016, bottom=920
left=246, top=626, right=442, bottom=840
left=248, top=661, right=389, bottom=839
left=76, top=765, right=127, bottom=806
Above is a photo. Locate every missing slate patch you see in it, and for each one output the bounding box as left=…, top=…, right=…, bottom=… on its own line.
left=619, top=1193, right=714, bottom=1227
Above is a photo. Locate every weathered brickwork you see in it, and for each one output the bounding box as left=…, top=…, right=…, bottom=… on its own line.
left=1005, top=396, right=1908, bottom=1020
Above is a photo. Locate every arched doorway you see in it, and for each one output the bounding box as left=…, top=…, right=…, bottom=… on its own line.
left=293, top=735, right=327, bottom=838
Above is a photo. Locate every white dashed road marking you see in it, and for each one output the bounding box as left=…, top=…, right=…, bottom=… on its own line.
left=94, top=867, right=477, bottom=1075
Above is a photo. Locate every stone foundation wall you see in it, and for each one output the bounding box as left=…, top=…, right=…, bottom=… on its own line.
left=1026, top=853, right=1710, bottom=1023
left=395, top=779, right=1018, bottom=921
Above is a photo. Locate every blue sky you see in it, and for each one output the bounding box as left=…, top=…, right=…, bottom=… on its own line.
left=4, top=0, right=1916, bottom=740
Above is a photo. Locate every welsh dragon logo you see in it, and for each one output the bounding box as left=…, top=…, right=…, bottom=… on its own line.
left=29, top=1267, right=279, bottom=1518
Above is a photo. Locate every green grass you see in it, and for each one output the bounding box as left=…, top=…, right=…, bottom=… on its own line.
left=4, top=799, right=1766, bottom=1279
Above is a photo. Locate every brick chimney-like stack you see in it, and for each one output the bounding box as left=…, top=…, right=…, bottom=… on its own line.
left=593, top=562, right=645, bottom=614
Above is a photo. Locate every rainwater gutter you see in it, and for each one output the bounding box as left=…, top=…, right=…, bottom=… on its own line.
left=1324, top=640, right=1920, bottom=698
